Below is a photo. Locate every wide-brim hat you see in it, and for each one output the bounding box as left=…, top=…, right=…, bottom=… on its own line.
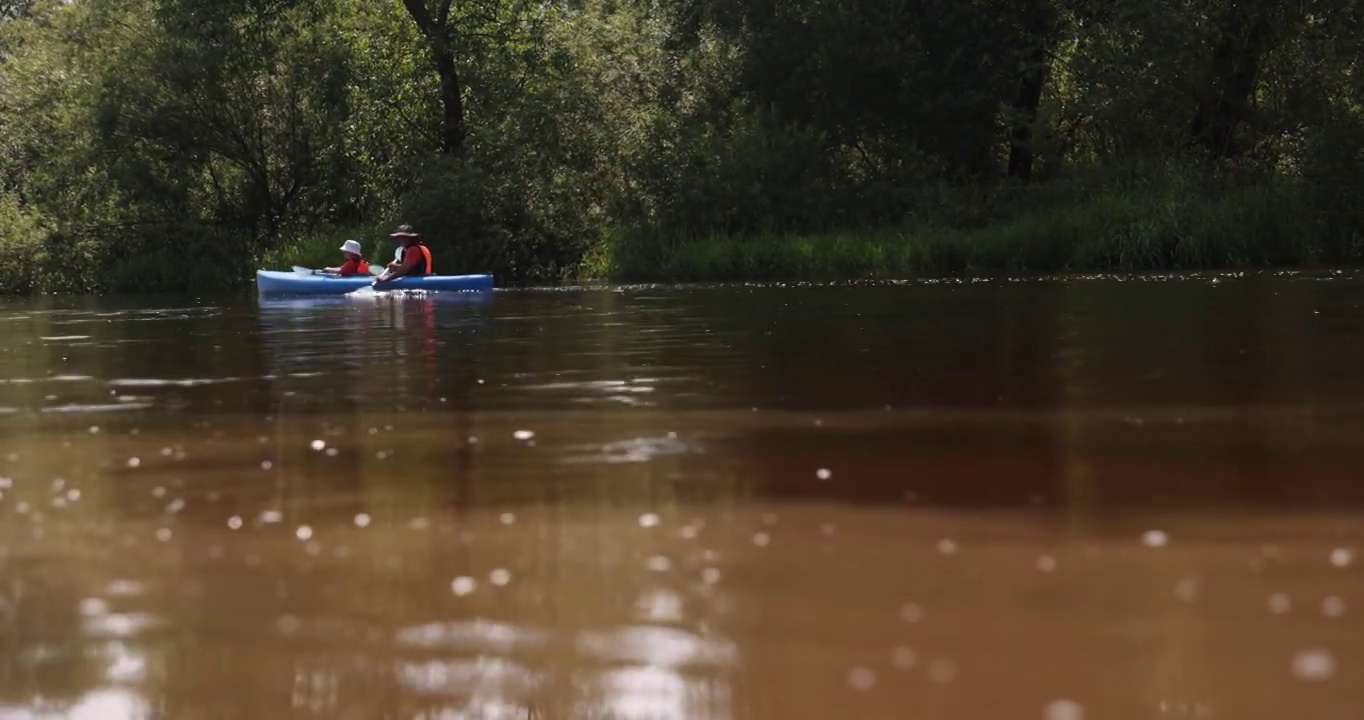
left=389, top=223, right=419, bottom=238
left=339, top=239, right=363, bottom=255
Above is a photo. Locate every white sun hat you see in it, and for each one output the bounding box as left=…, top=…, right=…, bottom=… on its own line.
left=339, top=239, right=363, bottom=255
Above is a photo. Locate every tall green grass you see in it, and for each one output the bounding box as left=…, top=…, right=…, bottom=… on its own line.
left=583, top=180, right=1351, bottom=282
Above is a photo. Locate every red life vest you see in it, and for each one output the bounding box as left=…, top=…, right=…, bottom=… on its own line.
left=338, top=257, right=370, bottom=276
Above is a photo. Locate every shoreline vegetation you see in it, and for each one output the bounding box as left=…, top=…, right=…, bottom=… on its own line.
left=4, top=0, right=1364, bottom=294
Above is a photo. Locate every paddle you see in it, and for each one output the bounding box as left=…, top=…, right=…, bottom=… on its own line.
left=293, top=265, right=384, bottom=277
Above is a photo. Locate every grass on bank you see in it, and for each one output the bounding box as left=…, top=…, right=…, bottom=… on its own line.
left=583, top=181, right=1359, bottom=282
left=6, top=176, right=1363, bottom=294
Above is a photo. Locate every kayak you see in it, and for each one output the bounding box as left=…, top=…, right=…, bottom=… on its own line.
left=256, top=270, right=494, bottom=296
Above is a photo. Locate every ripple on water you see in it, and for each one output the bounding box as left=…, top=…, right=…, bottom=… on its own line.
left=397, top=657, right=539, bottom=702
left=576, top=625, right=736, bottom=669
left=82, top=612, right=162, bottom=639
left=561, top=436, right=694, bottom=464
left=397, top=620, right=548, bottom=654
left=41, top=402, right=154, bottom=414
left=107, top=377, right=240, bottom=388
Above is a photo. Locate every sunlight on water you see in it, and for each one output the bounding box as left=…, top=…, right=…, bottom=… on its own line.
left=3, top=277, right=1364, bottom=718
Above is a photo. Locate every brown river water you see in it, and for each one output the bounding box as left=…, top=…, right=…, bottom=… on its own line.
left=1, top=271, right=1363, bottom=719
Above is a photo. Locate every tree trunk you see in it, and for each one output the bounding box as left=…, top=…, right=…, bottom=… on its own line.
left=400, top=0, right=465, bottom=155
left=1191, top=9, right=1276, bottom=160
left=433, top=48, right=466, bottom=155
left=1006, top=2, right=1058, bottom=182
left=1006, top=49, right=1048, bottom=181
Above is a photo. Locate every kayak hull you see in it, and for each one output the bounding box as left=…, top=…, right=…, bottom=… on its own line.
left=256, top=270, right=494, bottom=296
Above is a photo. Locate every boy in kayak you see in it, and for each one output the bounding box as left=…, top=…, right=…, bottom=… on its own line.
left=323, top=240, right=370, bottom=277
left=375, top=224, right=434, bottom=283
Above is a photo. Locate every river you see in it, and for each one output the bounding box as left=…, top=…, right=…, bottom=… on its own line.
left=1, top=271, right=1362, bottom=719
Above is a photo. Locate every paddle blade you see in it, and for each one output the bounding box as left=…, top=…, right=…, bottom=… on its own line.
left=368, top=265, right=384, bottom=276
left=291, top=265, right=316, bottom=275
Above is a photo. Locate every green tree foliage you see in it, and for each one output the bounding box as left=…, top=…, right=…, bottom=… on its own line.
left=3, top=0, right=1364, bottom=292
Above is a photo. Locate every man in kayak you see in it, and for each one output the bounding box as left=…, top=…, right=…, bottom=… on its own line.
left=374, top=223, right=434, bottom=283
left=323, top=239, right=370, bottom=277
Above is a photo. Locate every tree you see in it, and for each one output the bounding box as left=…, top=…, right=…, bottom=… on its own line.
left=399, top=0, right=466, bottom=154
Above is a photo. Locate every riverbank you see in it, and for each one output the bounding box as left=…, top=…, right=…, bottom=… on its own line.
left=3, top=177, right=1360, bottom=294
left=582, top=181, right=1355, bottom=282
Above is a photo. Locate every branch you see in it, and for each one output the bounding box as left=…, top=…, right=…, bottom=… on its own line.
left=400, top=0, right=439, bottom=39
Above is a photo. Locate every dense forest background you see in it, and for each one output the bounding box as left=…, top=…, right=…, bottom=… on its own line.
left=3, top=0, right=1364, bottom=292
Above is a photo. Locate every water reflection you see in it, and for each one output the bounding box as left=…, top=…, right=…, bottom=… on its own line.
left=3, top=274, right=1364, bottom=718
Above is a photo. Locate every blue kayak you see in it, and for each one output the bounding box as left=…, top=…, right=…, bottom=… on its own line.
left=256, top=270, right=494, bottom=295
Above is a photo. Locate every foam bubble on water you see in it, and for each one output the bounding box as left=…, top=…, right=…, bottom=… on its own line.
left=679, top=525, right=699, bottom=540
left=165, top=498, right=185, bottom=515
left=847, top=666, right=875, bottom=690
left=638, top=513, right=659, bottom=528
left=155, top=528, right=172, bottom=542
left=490, top=568, right=512, bottom=586
left=354, top=513, right=371, bottom=528
left=260, top=460, right=273, bottom=471
left=647, top=556, right=672, bottom=572
left=89, top=426, right=100, bottom=434
left=1268, top=593, right=1291, bottom=614
left=324, top=447, right=338, bottom=457
left=0, top=477, right=10, bottom=489
left=1322, top=596, right=1346, bottom=618
left=227, top=516, right=243, bottom=530
left=821, top=523, right=837, bottom=537
left=1292, top=648, right=1336, bottom=681
left=752, top=531, right=771, bottom=547
left=1175, top=576, right=1201, bottom=603
left=66, top=489, right=81, bottom=502
left=762, top=513, right=777, bottom=526
left=127, top=457, right=140, bottom=468
left=152, top=487, right=166, bottom=499
left=816, top=468, right=832, bottom=481
left=513, top=429, right=535, bottom=441
left=1036, top=555, right=1058, bottom=572
left=928, top=659, right=957, bottom=684
left=451, top=576, right=477, bottom=596
left=79, top=598, right=109, bottom=617
left=702, top=567, right=721, bottom=585
left=409, top=517, right=430, bottom=531
left=276, top=615, right=302, bottom=636
left=1330, top=548, right=1354, bottom=568
left=310, top=440, right=325, bottom=451
left=900, top=603, right=925, bottom=623
left=937, top=539, right=958, bottom=555
left=890, top=646, right=917, bottom=669
left=52, top=478, right=65, bottom=492
left=296, top=525, right=313, bottom=541
left=1142, top=530, right=1168, bottom=548
left=258, top=510, right=283, bottom=524
left=160, top=447, right=172, bottom=457
left=500, top=512, right=515, bottom=525
left=1044, top=699, right=1085, bottom=720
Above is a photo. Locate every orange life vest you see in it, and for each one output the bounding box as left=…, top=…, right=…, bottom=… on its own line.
left=339, top=257, right=370, bottom=277
left=404, top=243, right=433, bottom=275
